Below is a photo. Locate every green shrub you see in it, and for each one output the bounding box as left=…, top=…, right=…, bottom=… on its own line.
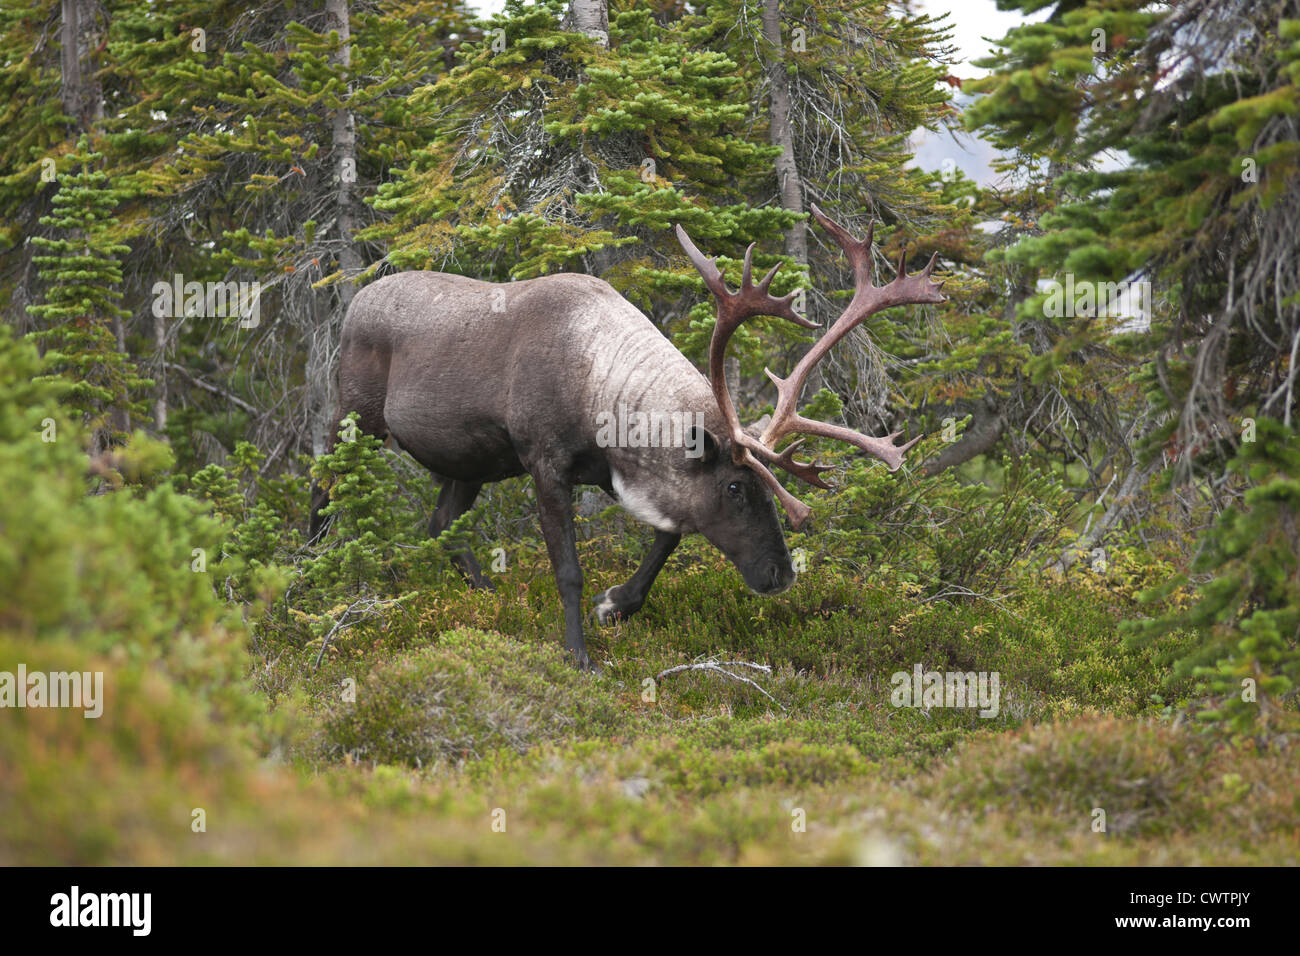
left=795, top=442, right=1075, bottom=599
left=0, top=326, right=254, bottom=720
left=320, top=628, right=628, bottom=768
left=926, top=717, right=1214, bottom=836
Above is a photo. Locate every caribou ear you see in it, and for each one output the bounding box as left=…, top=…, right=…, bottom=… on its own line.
left=684, top=424, right=720, bottom=466
left=743, top=413, right=772, bottom=440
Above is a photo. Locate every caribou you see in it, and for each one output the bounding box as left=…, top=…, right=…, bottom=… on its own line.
left=308, top=205, right=945, bottom=668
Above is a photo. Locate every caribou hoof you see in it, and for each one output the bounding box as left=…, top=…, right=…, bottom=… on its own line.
left=570, top=648, right=602, bottom=675
left=592, top=587, right=641, bottom=626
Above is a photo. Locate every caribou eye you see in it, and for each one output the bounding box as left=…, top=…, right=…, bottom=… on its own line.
left=727, top=481, right=743, bottom=499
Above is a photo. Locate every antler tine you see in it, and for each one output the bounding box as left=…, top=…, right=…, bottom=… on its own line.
left=740, top=242, right=755, bottom=289
left=758, top=207, right=944, bottom=472
left=675, top=224, right=729, bottom=301
left=766, top=437, right=835, bottom=489
left=753, top=259, right=781, bottom=295
left=810, top=202, right=873, bottom=289
left=676, top=227, right=814, bottom=323
left=920, top=250, right=942, bottom=283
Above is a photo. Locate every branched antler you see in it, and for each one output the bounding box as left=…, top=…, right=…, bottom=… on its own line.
left=675, top=225, right=820, bottom=527
left=677, top=204, right=945, bottom=529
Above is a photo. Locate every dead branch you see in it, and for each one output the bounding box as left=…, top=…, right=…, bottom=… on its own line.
left=655, top=659, right=786, bottom=712
left=311, top=595, right=403, bottom=672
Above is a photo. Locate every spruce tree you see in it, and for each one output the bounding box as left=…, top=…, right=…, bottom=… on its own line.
left=0, top=0, right=98, bottom=330
left=682, top=0, right=957, bottom=434
left=969, top=0, right=1300, bottom=727
left=113, top=0, right=475, bottom=458
left=966, top=0, right=1299, bottom=477
left=25, top=134, right=150, bottom=452
left=1125, top=418, right=1300, bottom=733
left=366, top=0, right=803, bottom=356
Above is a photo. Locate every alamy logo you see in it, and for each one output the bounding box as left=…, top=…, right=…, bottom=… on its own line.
left=152, top=274, right=261, bottom=328
left=0, top=665, right=102, bottom=718
left=1041, top=273, right=1150, bottom=320
left=890, top=663, right=1000, bottom=718
left=595, top=404, right=708, bottom=458
left=50, top=886, right=151, bottom=936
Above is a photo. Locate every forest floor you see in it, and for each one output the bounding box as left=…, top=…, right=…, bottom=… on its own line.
left=12, top=533, right=1295, bottom=865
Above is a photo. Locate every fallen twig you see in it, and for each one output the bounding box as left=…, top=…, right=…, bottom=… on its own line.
left=656, top=659, right=786, bottom=712
left=922, top=585, right=1027, bottom=624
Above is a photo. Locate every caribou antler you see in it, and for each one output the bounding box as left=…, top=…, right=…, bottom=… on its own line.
left=674, top=225, right=821, bottom=528
left=676, top=204, right=945, bottom=529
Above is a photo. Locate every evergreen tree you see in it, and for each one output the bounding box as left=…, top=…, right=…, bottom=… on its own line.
left=684, top=0, right=956, bottom=434
left=890, top=0, right=1163, bottom=492
left=367, top=0, right=803, bottom=356
left=969, top=0, right=1300, bottom=726
left=1125, top=418, right=1300, bottom=733
left=25, top=134, right=150, bottom=452
left=966, top=0, right=1299, bottom=477
left=0, top=0, right=98, bottom=331
left=114, top=0, right=474, bottom=459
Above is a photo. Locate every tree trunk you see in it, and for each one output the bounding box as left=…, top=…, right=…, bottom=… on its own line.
left=308, top=303, right=335, bottom=456
left=562, top=0, right=609, bottom=47
left=921, top=396, right=1006, bottom=476
left=1050, top=457, right=1160, bottom=574
left=761, top=0, right=821, bottom=399
left=326, top=0, right=361, bottom=313
left=725, top=355, right=741, bottom=403
left=60, top=0, right=84, bottom=126
left=110, top=307, right=130, bottom=437
left=153, top=308, right=167, bottom=431
left=60, top=0, right=103, bottom=130
left=761, top=0, right=806, bottom=265
left=313, top=0, right=361, bottom=455
left=563, top=1, right=610, bottom=277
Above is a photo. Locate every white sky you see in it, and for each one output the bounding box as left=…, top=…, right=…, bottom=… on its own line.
left=910, top=0, right=1047, bottom=186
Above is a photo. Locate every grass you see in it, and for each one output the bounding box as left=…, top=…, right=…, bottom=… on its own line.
left=9, top=535, right=1291, bottom=866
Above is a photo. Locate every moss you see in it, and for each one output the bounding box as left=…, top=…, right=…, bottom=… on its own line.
left=318, top=628, right=630, bottom=768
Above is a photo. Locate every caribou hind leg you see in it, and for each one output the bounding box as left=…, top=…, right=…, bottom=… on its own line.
left=429, top=479, right=494, bottom=590
left=307, top=480, right=333, bottom=544
left=310, top=332, right=395, bottom=543
left=592, top=529, right=681, bottom=625
left=307, top=408, right=391, bottom=544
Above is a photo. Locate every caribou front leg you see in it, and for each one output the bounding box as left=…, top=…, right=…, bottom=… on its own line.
left=532, top=473, right=593, bottom=670
left=593, top=530, right=681, bottom=625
